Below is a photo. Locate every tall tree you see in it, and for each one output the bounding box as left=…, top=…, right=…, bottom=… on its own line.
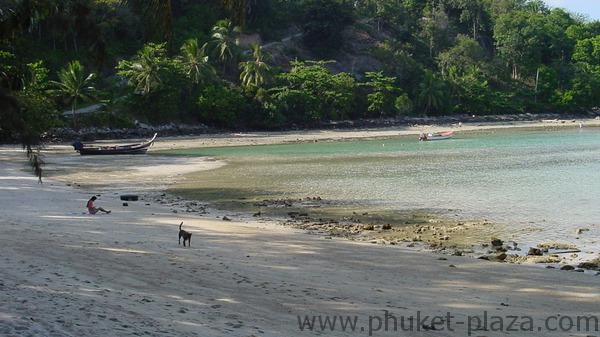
left=572, top=35, right=600, bottom=66
left=180, top=38, right=216, bottom=87
left=494, top=10, right=543, bottom=80
left=420, top=1, right=451, bottom=61
left=47, top=60, right=96, bottom=128
left=418, top=70, right=447, bottom=115
left=117, top=43, right=167, bottom=95
left=117, top=43, right=188, bottom=122
left=523, top=0, right=548, bottom=15
left=211, top=19, right=241, bottom=76
left=437, top=34, right=487, bottom=75
left=448, top=0, right=487, bottom=40
left=238, top=43, right=272, bottom=90
left=361, top=71, right=399, bottom=116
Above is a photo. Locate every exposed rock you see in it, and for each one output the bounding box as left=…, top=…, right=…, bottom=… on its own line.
left=560, top=265, right=575, bottom=271
left=577, top=262, right=599, bottom=270
left=503, top=255, right=561, bottom=264
left=573, top=228, right=589, bottom=235
left=488, top=253, right=507, bottom=262
left=527, top=247, right=543, bottom=256
left=538, top=242, right=578, bottom=250
left=45, top=123, right=214, bottom=142
left=491, top=237, right=503, bottom=247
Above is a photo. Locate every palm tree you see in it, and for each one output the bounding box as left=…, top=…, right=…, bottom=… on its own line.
left=48, top=60, right=96, bottom=128
left=119, top=43, right=166, bottom=95
left=238, top=43, right=272, bottom=90
left=211, top=19, right=241, bottom=76
left=180, top=38, right=216, bottom=87
left=418, top=71, right=446, bottom=116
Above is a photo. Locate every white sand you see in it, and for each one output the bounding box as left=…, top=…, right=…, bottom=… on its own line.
left=1, top=120, right=599, bottom=336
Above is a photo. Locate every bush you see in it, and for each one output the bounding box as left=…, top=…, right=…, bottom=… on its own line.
left=197, top=85, right=248, bottom=128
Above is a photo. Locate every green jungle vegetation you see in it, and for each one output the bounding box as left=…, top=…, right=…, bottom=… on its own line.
left=1, top=0, right=600, bottom=178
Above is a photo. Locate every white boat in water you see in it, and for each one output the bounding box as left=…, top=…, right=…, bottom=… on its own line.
left=419, top=130, right=453, bottom=141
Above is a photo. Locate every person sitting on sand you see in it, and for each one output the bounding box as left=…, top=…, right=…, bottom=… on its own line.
left=87, top=196, right=111, bottom=214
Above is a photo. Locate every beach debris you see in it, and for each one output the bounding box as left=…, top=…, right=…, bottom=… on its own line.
left=560, top=265, right=575, bottom=271
left=527, top=247, right=543, bottom=256
left=223, top=216, right=232, bottom=221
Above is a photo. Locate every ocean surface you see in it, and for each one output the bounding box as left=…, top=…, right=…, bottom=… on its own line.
left=165, top=127, right=600, bottom=251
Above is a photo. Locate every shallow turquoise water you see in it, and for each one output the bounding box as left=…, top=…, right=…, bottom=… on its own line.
left=166, top=128, right=600, bottom=248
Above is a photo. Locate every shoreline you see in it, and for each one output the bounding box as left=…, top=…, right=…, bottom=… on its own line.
left=33, top=118, right=600, bottom=269
left=150, top=119, right=600, bottom=270
left=140, top=116, right=600, bottom=150
left=2, top=119, right=600, bottom=336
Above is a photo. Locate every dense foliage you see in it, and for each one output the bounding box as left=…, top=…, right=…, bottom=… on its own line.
left=2, top=0, right=600, bottom=140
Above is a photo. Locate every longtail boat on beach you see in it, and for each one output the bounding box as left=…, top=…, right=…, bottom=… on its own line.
left=73, top=133, right=157, bottom=155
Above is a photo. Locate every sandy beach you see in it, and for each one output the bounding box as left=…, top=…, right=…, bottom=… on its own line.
left=1, top=119, right=599, bottom=337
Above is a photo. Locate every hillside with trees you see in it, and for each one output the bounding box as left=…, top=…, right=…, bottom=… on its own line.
left=2, top=0, right=600, bottom=143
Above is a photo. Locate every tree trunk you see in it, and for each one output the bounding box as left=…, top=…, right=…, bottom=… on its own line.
left=71, top=105, right=77, bottom=128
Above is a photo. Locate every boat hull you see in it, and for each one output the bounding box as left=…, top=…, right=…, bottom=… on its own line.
left=419, top=131, right=453, bottom=141
left=74, top=133, right=156, bottom=155
left=77, top=146, right=150, bottom=155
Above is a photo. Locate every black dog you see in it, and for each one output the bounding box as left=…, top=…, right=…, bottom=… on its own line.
left=178, top=222, right=192, bottom=247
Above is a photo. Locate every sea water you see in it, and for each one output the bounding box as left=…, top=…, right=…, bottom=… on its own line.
left=166, top=128, right=600, bottom=251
